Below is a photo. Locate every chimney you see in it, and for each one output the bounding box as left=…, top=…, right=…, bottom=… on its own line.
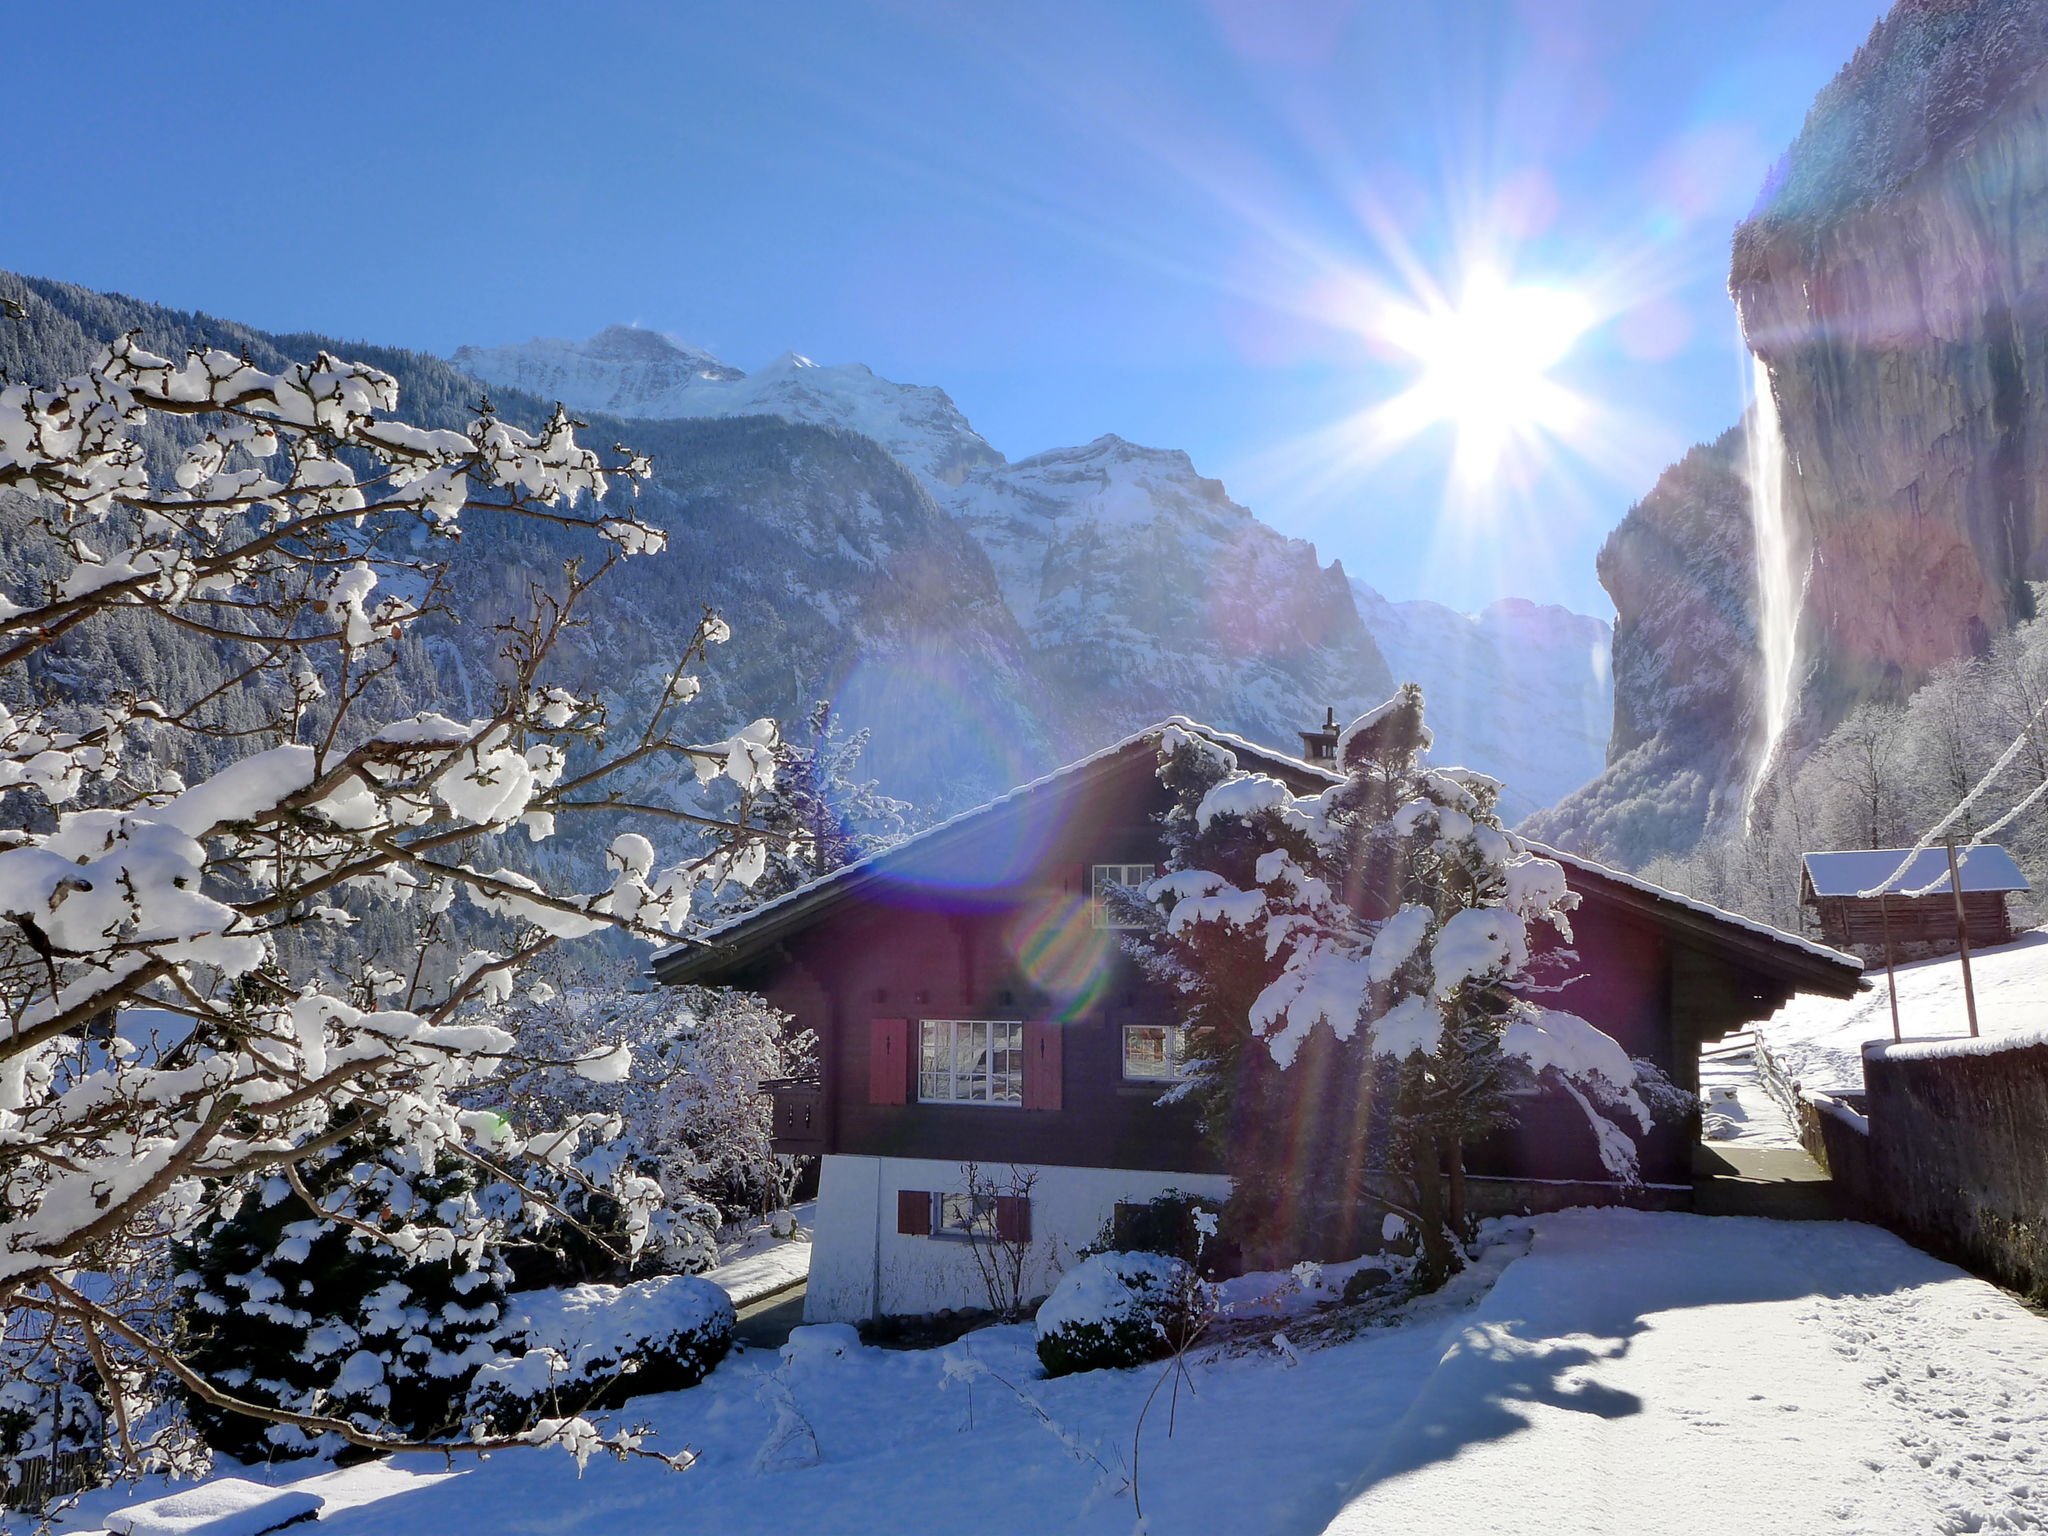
left=1298, top=705, right=1340, bottom=765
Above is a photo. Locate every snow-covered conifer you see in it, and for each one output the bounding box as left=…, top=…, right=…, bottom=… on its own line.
left=1129, top=687, right=1665, bottom=1282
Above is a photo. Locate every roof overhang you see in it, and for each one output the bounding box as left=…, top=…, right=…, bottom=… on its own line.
left=651, top=719, right=1866, bottom=1001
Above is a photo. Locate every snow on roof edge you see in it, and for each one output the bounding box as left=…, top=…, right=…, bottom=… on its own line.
left=651, top=716, right=1241, bottom=963
left=1863, top=1024, right=2048, bottom=1063
left=653, top=718, right=1861, bottom=980
left=1522, top=840, right=1864, bottom=972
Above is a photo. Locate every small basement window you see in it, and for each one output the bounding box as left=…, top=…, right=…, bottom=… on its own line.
left=918, top=1019, right=1024, bottom=1105
left=1122, top=1023, right=1187, bottom=1082
left=934, top=1191, right=998, bottom=1240
left=1092, top=863, right=1156, bottom=929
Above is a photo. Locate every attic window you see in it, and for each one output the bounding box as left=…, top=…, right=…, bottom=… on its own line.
left=1091, top=863, right=1156, bottom=929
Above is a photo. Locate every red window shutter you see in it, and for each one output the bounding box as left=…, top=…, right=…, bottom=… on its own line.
left=1023, top=1020, right=1062, bottom=1111
left=869, top=1018, right=910, bottom=1105
left=995, top=1194, right=1032, bottom=1243
left=897, top=1189, right=931, bottom=1235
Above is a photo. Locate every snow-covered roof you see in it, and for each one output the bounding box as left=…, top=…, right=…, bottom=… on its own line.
left=1531, top=842, right=1864, bottom=971
left=652, top=716, right=1289, bottom=965
left=653, top=718, right=1861, bottom=989
left=1803, top=846, right=2029, bottom=899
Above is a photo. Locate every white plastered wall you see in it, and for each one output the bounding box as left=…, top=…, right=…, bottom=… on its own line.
left=803, top=1154, right=1232, bottom=1323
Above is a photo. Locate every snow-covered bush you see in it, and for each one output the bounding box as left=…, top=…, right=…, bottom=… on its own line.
left=0, top=325, right=777, bottom=1470
left=1081, top=1191, right=1228, bottom=1276
left=484, top=984, right=815, bottom=1275
left=175, top=1146, right=512, bottom=1461
left=470, top=1275, right=734, bottom=1431
left=1034, top=1252, right=1206, bottom=1378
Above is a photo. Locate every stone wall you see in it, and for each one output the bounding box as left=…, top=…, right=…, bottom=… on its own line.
left=1859, top=1037, right=2048, bottom=1299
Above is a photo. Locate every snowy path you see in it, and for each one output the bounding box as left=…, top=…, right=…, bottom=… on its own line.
left=1325, top=1211, right=2048, bottom=1535
left=61, top=1214, right=2047, bottom=1536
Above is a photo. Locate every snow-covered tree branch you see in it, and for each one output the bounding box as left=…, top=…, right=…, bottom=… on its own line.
left=0, top=333, right=780, bottom=1472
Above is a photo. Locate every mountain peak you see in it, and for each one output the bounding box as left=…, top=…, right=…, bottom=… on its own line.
left=583, top=324, right=726, bottom=367
left=450, top=329, right=1001, bottom=486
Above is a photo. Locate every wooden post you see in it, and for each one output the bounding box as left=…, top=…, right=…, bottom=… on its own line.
left=1878, top=890, right=1902, bottom=1041
left=1945, top=837, right=1982, bottom=1038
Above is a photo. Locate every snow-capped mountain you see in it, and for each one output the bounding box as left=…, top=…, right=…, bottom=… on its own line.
left=1349, top=581, right=1612, bottom=821
left=452, top=329, right=1002, bottom=487
left=947, top=435, right=1392, bottom=750
left=450, top=325, right=742, bottom=411
left=451, top=323, right=1616, bottom=815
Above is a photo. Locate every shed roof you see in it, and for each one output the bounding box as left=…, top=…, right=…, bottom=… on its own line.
left=1802, top=846, right=2030, bottom=899
left=651, top=718, right=1863, bottom=997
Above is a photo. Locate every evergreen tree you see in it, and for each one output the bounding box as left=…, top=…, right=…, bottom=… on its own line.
left=176, top=1145, right=513, bottom=1462
left=1129, top=688, right=1660, bottom=1284
left=727, top=701, right=910, bottom=906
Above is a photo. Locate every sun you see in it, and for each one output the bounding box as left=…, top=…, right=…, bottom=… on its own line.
left=1373, top=270, right=1594, bottom=482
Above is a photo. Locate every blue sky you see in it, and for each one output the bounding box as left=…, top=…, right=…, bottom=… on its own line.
left=7, top=1, right=1887, bottom=616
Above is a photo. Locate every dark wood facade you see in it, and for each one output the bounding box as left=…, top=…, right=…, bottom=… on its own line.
left=1808, top=889, right=2013, bottom=960
left=656, top=725, right=1866, bottom=1197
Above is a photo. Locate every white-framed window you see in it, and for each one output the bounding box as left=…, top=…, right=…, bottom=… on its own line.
left=1092, top=862, right=1156, bottom=929
left=1122, top=1023, right=1187, bottom=1082
left=933, top=1191, right=998, bottom=1240
left=918, top=1019, right=1023, bottom=1105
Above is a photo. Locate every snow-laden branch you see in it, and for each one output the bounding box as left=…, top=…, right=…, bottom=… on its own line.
left=0, top=330, right=780, bottom=1470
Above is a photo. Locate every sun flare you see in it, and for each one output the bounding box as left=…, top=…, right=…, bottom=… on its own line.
left=1374, top=270, right=1594, bottom=481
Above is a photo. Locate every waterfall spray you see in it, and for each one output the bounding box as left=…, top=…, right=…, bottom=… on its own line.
left=1744, top=349, right=1799, bottom=828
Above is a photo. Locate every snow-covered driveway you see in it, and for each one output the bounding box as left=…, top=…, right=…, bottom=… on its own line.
left=62, top=1213, right=2048, bottom=1536
left=1328, top=1210, right=2047, bottom=1535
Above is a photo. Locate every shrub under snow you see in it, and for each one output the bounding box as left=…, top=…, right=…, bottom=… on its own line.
left=1035, top=1252, right=1205, bottom=1378
left=471, top=1275, right=735, bottom=1430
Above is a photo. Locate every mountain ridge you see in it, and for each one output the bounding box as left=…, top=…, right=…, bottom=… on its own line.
left=453, top=323, right=1614, bottom=812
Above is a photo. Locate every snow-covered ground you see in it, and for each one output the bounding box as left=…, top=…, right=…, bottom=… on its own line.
left=56, top=1211, right=2047, bottom=1536
left=1326, top=1210, right=2047, bottom=1535
left=1758, top=928, right=2048, bottom=1093
left=704, top=1204, right=814, bottom=1308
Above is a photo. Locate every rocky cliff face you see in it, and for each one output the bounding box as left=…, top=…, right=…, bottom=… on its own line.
left=1733, top=0, right=2048, bottom=741
left=1348, top=581, right=1612, bottom=822
left=946, top=435, right=1391, bottom=755
left=1524, top=428, right=1764, bottom=865
left=1541, top=0, right=2048, bottom=868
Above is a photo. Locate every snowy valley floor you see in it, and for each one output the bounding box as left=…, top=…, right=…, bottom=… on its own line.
left=55, top=1210, right=2048, bottom=1536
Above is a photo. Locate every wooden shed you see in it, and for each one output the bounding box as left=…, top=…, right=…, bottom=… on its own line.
left=1801, top=846, right=2029, bottom=962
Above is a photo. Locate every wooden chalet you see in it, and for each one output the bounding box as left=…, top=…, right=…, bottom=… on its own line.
left=1802, top=846, right=2029, bottom=963
left=654, top=718, right=1865, bottom=1323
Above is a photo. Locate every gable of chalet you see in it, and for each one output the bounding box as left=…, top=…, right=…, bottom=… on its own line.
left=651, top=717, right=1864, bottom=1004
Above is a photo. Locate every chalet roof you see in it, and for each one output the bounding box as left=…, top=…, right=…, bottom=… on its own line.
left=1802, top=845, right=2030, bottom=899
left=651, top=719, right=1864, bottom=997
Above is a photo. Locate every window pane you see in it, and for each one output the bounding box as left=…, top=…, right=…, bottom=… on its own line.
left=915, top=1021, right=1026, bottom=1104
left=1124, top=1024, right=1178, bottom=1080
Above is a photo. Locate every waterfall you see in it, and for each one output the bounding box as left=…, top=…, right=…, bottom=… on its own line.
left=1744, top=349, right=1798, bottom=827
